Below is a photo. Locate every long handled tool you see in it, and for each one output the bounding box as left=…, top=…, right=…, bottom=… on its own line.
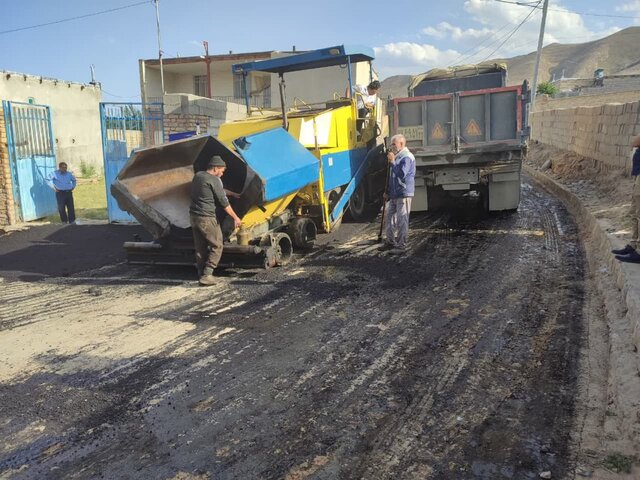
left=377, top=146, right=390, bottom=242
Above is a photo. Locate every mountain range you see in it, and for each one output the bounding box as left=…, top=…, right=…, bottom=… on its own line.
left=380, top=26, right=640, bottom=98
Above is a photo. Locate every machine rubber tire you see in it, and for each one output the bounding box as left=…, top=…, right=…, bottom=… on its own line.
left=288, top=217, right=317, bottom=251
left=347, top=182, right=380, bottom=222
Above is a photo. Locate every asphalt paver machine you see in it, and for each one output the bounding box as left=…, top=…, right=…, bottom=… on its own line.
left=113, top=45, right=387, bottom=268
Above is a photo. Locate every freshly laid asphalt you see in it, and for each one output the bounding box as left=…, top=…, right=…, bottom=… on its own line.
left=0, top=179, right=589, bottom=479
left=0, top=223, right=149, bottom=282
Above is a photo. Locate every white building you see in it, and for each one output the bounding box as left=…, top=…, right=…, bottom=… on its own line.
left=0, top=71, right=103, bottom=171
left=139, top=48, right=376, bottom=111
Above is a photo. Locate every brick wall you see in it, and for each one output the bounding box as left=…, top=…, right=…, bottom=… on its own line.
left=0, top=105, right=16, bottom=226
left=162, top=94, right=249, bottom=142
left=164, top=113, right=210, bottom=142
left=531, top=101, right=640, bottom=170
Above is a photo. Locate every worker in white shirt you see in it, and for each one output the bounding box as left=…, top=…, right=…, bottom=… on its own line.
left=349, top=80, right=381, bottom=132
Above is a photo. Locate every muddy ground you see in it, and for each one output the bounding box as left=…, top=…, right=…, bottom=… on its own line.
left=0, top=178, right=592, bottom=479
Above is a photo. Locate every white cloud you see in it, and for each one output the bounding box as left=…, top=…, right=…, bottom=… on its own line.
left=615, top=0, right=640, bottom=22
left=374, top=43, right=460, bottom=77
left=422, top=21, right=494, bottom=42
left=375, top=0, right=623, bottom=78
left=616, top=1, right=640, bottom=12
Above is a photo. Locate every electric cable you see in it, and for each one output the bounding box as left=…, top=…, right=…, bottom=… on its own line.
left=0, top=1, right=152, bottom=36
left=476, top=2, right=541, bottom=63
left=446, top=20, right=516, bottom=67
left=451, top=1, right=541, bottom=66
left=102, top=89, right=142, bottom=100
left=491, top=0, right=640, bottom=20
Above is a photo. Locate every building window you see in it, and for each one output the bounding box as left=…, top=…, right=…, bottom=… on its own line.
left=194, top=75, right=208, bottom=97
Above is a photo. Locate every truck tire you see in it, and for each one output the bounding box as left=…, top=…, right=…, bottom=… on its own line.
left=427, top=186, right=446, bottom=212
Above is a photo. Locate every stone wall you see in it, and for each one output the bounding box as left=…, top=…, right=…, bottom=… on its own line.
left=530, top=101, right=640, bottom=170
left=162, top=94, right=250, bottom=141
left=0, top=105, right=16, bottom=226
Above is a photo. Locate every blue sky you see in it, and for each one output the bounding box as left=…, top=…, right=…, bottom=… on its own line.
left=2, top=0, right=639, bottom=101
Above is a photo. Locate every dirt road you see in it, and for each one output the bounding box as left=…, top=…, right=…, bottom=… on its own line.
left=0, top=179, right=587, bottom=479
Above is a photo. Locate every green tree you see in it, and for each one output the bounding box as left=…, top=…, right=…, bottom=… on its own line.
left=536, top=82, right=558, bottom=96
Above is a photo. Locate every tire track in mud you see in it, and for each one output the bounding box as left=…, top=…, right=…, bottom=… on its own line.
left=342, top=183, right=583, bottom=479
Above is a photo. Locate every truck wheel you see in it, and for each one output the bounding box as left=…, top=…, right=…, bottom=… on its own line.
left=347, top=182, right=379, bottom=222
left=427, top=186, right=446, bottom=212
left=479, top=185, right=489, bottom=213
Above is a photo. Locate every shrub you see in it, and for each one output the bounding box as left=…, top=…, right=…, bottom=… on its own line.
left=536, top=82, right=558, bottom=96
left=79, top=161, right=97, bottom=178
left=603, top=453, right=633, bottom=474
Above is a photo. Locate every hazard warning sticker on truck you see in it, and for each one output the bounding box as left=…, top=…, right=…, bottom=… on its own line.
left=397, top=126, right=423, bottom=142
left=464, top=119, right=483, bottom=137
left=431, top=122, right=446, bottom=140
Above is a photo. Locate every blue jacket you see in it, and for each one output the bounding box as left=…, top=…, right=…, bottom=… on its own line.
left=632, top=148, right=640, bottom=177
left=46, top=169, right=77, bottom=191
left=388, top=148, right=416, bottom=198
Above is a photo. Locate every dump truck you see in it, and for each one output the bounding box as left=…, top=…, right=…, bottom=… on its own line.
left=388, top=63, right=530, bottom=212
left=112, top=45, right=386, bottom=268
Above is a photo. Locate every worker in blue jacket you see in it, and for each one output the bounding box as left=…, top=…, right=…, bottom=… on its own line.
left=46, top=162, right=77, bottom=224
left=613, top=134, right=640, bottom=263
left=379, top=134, right=416, bottom=254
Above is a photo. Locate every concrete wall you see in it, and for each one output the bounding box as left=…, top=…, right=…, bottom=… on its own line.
left=162, top=94, right=247, bottom=140
left=140, top=61, right=163, bottom=101
left=0, top=71, right=103, bottom=173
left=0, top=104, right=16, bottom=225
left=531, top=101, right=640, bottom=170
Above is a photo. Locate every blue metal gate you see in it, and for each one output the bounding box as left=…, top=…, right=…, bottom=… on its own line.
left=100, top=102, right=164, bottom=223
left=2, top=100, right=58, bottom=221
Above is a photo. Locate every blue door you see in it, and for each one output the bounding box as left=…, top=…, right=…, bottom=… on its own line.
left=2, top=101, right=58, bottom=221
left=100, top=102, right=164, bottom=223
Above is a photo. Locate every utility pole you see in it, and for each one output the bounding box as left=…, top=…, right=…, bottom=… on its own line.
left=203, top=40, right=212, bottom=99
left=154, top=0, right=165, bottom=95
left=531, top=0, right=549, bottom=111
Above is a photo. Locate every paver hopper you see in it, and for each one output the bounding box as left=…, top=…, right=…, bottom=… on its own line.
left=112, top=129, right=321, bottom=268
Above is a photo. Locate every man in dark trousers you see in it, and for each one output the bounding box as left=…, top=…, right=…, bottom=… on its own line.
left=190, top=155, right=242, bottom=286
left=46, top=162, right=77, bottom=224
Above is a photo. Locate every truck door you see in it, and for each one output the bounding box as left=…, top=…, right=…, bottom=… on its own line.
left=457, top=87, right=521, bottom=151
left=395, top=94, right=456, bottom=155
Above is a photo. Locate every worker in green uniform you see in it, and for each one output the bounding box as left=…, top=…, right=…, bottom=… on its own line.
left=189, top=155, right=242, bottom=285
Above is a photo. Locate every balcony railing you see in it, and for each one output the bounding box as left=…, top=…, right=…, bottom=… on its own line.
left=146, top=94, right=271, bottom=108
left=212, top=95, right=271, bottom=108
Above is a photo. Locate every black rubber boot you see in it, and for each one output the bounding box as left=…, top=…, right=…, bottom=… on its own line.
left=611, top=244, right=636, bottom=255
left=615, top=251, right=640, bottom=263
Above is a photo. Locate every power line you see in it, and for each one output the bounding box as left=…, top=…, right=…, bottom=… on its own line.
left=491, top=0, right=640, bottom=20
left=494, top=0, right=539, bottom=5
left=450, top=8, right=537, bottom=66
left=0, top=1, right=152, bottom=36
left=477, top=1, right=541, bottom=63
left=446, top=20, right=516, bottom=67
left=102, top=89, right=141, bottom=100
left=449, top=1, right=543, bottom=66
